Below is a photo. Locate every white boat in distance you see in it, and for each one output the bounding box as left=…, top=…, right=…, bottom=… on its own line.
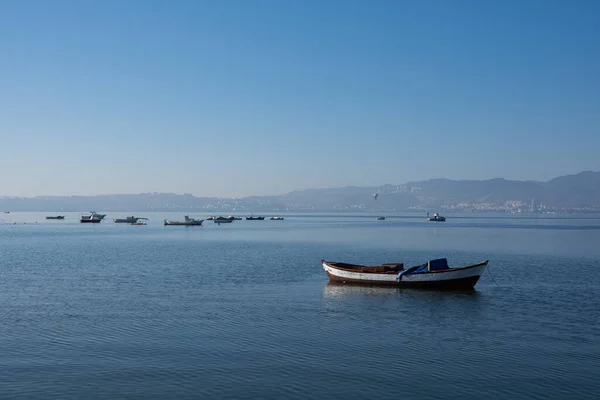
left=80, top=215, right=102, bottom=223
left=164, top=216, right=203, bottom=226
left=322, top=258, right=488, bottom=290
left=82, top=211, right=106, bottom=220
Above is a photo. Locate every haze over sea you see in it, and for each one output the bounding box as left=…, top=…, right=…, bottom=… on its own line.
left=1, top=212, right=599, bottom=399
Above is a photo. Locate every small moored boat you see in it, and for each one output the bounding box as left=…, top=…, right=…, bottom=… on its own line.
left=377, top=216, right=385, bottom=220
left=80, top=216, right=102, bottom=223
left=427, top=212, right=446, bottom=222
left=213, top=216, right=233, bottom=224
left=246, top=216, right=265, bottom=220
left=82, top=211, right=106, bottom=220
left=46, top=216, right=65, bottom=220
left=131, top=218, right=149, bottom=225
left=227, top=216, right=242, bottom=220
left=321, top=258, right=488, bottom=290
left=113, top=216, right=140, bottom=223
left=270, top=216, right=284, bottom=220
left=164, top=216, right=203, bottom=226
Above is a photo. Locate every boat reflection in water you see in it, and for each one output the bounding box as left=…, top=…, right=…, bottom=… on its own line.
left=322, top=281, right=402, bottom=300
left=322, top=281, right=482, bottom=302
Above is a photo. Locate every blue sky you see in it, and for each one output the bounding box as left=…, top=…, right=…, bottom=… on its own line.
left=1, top=0, right=599, bottom=197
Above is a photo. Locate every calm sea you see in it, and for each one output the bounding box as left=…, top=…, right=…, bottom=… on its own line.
left=1, top=212, right=599, bottom=399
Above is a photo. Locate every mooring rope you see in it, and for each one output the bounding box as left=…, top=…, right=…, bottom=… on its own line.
left=487, top=264, right=501, bottom=287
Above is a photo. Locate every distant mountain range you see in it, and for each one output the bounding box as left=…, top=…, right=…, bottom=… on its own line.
left=2, top=171, right=599, bottom=213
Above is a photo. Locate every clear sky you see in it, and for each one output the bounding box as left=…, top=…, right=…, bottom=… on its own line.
left=1, top=0, right=599, bottom=197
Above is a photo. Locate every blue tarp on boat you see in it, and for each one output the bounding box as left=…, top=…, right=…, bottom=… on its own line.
left=396, top=258, right=450, bottom=281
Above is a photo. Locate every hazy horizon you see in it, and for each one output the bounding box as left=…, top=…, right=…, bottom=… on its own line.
left=2, top=1, right=599, bottom=198
left=1, top=169, right=597, bottom=199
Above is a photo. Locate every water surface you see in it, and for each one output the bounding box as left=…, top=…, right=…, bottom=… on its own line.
left=1, top=212, right=599, bottom=399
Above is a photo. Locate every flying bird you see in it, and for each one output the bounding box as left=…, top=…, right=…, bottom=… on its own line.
left=372, top=193, right=379, bottom=200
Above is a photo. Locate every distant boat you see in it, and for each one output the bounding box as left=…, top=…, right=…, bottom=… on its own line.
left=113, top=216, right=140, bottom=223
left=246, top=216, right=265, bottom=220
left=270, top=216, right=284, bottom=220
left=213, top=216, right=233, bottom=224
left=82, top=211, right=106, bottom=220
left=46, top=216, right=65, bottom=220
left=322, top=258, right=488, bottom=290
left=377, top=216, right=385, bottom=220
left=227, top=216, right=242, bottom=220
left=427, top=212, right=446, bottom=222
left=131, top=218, right=149, bottom=226
left=80, top=216, right=101, bottom=223
left=164, top=216, right=203, bottom=226
left=4, top=211, right=9, bottom=214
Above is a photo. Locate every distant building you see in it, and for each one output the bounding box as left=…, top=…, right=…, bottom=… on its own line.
left=530, top=198, right=536, bottom=212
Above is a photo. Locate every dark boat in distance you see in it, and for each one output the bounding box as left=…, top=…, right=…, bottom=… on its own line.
left=377, top=216, right=385, bottom=220
left=322, top=258, right=488, bottom=290
left=270, top=216, right=284, bottom=220
left=164, top=216, right=203, bottom=226
left=246, top=216, right=265, bottom=220
left=213, top=216, right=233, bottom=224
left=46, top=216, right=65, bottom=220
left=113, top=216, right=141, bottom=223
left=427, top=212, right=446, bottom=222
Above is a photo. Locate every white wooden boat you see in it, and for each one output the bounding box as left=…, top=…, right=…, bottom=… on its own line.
left=321, top=258, right=488, bottom=290
left=164, top=216, right=203, bottom=226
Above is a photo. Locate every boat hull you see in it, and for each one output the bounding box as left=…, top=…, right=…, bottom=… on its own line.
left=322, top=260, right=487, bottom=290
left=114, top=218, right=138, bottom=223
left=214, top=219, right=233, bottom=223
left=82, top=213, right=106, bottom=220
left=164, top=220, right=203, bottom=226
left=80, top=218, right=101, bottom=223
left=46, top=216, right=65, bottom=220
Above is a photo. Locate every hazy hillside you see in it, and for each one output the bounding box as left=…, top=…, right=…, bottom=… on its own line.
left=1, top=171, right=599, bottom=213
